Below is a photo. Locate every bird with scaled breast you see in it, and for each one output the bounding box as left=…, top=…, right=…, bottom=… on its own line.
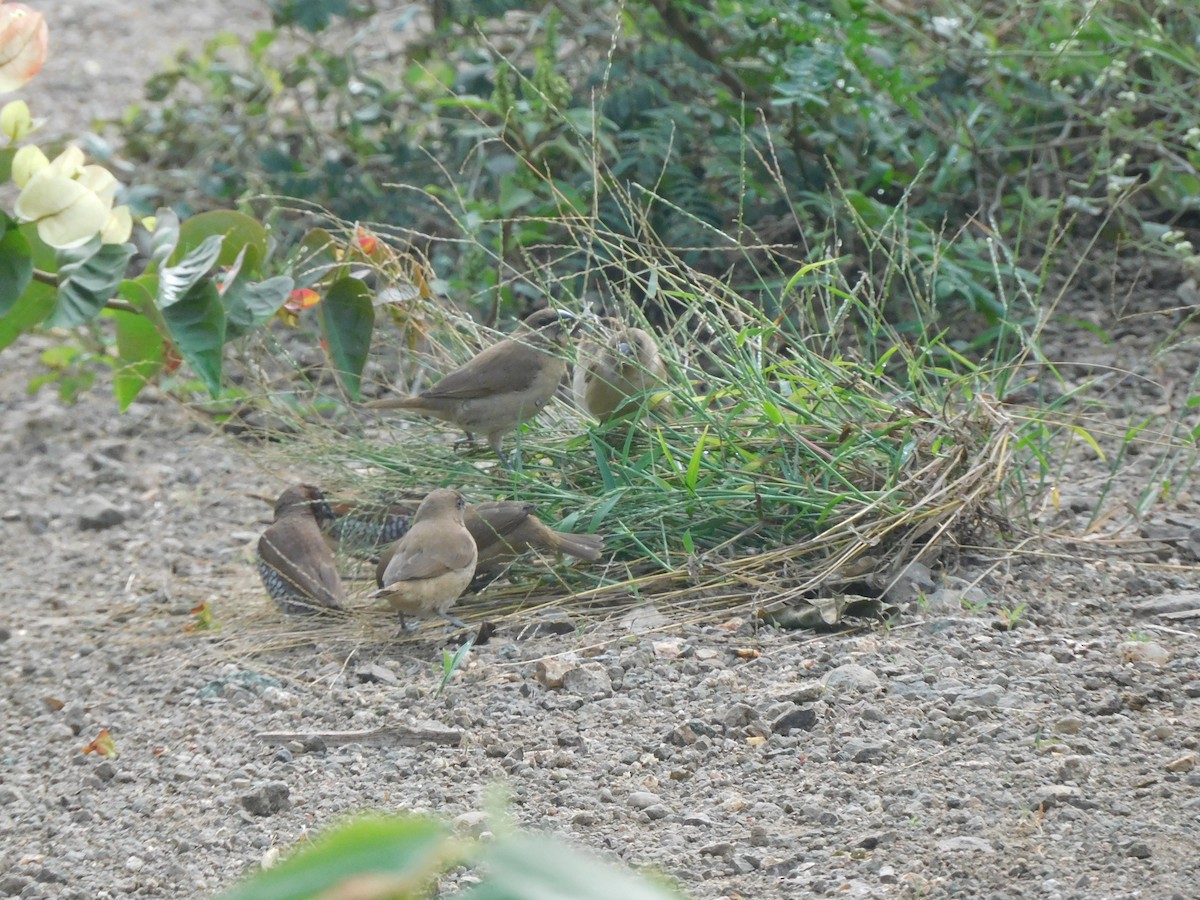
left=364, top=308, right=576, bottom=464
left=573, top=320, right=668, bottom=422
left=368, top=488, right=477, bottom=630
left=369, top=499, right=605, bottom=587
left=257, top=484, right=347, bottom=615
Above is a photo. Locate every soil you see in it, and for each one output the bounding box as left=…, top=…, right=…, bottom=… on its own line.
left=3, top=5, right=1200, bottom=900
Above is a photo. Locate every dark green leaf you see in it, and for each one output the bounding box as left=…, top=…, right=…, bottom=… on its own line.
left=317, top=276, right=375, bottom=400
left=218, top=814, right=450, bottom=900
left=0, top=147, right=14, bottom=184
left=158, top=234, right=223, bottom=309
left=0, top=222, right=33, bottom=318
left=161, top=281, right=226, bottom=397
left=174, top=210, right=270, bottom=275
left=108, top=295, right=165, bottom=411
left=47, top=240, right=137, bottom=328
left=223, top=274, right=294, bottom=339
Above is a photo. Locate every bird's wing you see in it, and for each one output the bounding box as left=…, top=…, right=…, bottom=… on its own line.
left=420, top=342, right=541, bottom=400
left=314, top=561, right=347, bottom=607
left=468, top=501, right=536, bottom=543
left=387, top=531, right=476, bottom=582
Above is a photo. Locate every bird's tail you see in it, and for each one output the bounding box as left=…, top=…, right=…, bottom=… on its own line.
left=545, top=531, right=605, bottom=562
left=363, top=396, right=427, bottom=410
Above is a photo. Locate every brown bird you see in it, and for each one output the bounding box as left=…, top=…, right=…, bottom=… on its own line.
left=369, top=488, right=477, bottom=629
left=364, top=308, right=575, bottom=463
left=374, top=499, right=605, bottom=587
left=573, top=322, right=667, bottom=422
left=257, top=484, right=347, bottom=615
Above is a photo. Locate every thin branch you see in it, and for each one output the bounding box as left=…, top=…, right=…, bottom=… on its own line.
left=34, top=268, right=138, bottom=314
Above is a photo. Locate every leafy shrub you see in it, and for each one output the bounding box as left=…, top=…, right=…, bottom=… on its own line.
left=119, top=0, right=1200, bottom=342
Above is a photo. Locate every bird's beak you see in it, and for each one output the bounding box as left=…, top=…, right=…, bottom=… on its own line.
left=557, top=309, right=582, bottom=335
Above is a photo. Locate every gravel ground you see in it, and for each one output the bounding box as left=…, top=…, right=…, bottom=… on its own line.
left=2, top=4, right=1200, bottom=899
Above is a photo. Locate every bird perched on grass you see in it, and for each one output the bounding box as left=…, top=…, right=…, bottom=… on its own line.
left=372, top=499, right=605, bottom=587
left=257, top=484, right=347, bottom=615
left=369, top=488, right=477, bottom=630
left=573, top=321, right=667, bottom=422
left=364, top=308, right=576, bottom=464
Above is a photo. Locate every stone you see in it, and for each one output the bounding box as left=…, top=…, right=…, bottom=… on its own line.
left=1116, top=641, right=1169, bottom=666
left=240, top=781, right=290, bottom=816
left=771, top=706, right=817, bottom=735
left=841, top=740, right=885, bottom=764
left=721, top=703, right=758, bottom=729
left=562, top=664, right=612, bottom=700
left=535, top=658, right=574, bottom=689
left=628, top=791, right=661, bottom=810
left=936, top=836, right=995, bottom=853
left=822, top=664, right=880, bottom=695
left=355, top=664, right=400, bottom=685
left=1165, top=754, right=1197, bottom=774
left=78, top=494, right=126, bottom=531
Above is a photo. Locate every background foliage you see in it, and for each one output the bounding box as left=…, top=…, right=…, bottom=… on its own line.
left=123, top=0, right=1200, bottom=339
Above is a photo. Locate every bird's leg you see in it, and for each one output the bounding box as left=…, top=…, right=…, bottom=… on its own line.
left=452, top=430, right=478, bottom=453
left=395, top=611, right=420, bottom=636
left=439, top=610, right=469, bottom=629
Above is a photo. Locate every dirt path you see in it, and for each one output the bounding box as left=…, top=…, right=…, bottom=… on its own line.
left=2, top=5, right=1199, bottom=900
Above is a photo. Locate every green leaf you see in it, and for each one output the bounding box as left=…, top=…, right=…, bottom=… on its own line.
left=119, top=276, right=170, bottom=337
left=109, top=303, right=165, bottom=411
left=218, top=815, right=451, bottom=900
left=464, top=833, right=682, bottom=900
left=0, top=282, right=54, bottom=351
left=174, top=210, right=269, bottom=275
left=683, top=425, right=709, bottom=492
left=0, top=147, right=14, bottom=184
left=47, top=240, right=137, bottom=328
left=0, top=222, right=33, bottom=318
left=158, top=234, right=223, bottom=309
left=294, top=227, right=342, bottom=289
left=161, top=280, right=226, bottom=396
left=317, top=276, right=374, bottom=400
left=223, top=274, right=294, bottom=339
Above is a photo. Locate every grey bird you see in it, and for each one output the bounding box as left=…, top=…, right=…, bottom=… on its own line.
left=257, top=484, right=347, bottom=615
left=365, top=308, right=575, bottom=463
left=369, top=488, right=477, bottom=630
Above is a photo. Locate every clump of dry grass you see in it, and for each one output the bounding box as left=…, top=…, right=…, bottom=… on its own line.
left=219, top=198, right=1018, bottom=640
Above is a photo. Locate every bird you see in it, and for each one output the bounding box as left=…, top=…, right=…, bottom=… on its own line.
left=325, top=498, right=414, bottom=557
left=373, top=499, right=605, bottom=587
left=573, top=321, right=667, bottom=422
left=466, top=501, right=605, bottom=577
left=257, top=484, right=347, bottom=615
left=369, top=488, right=477, bottom=630
left=364, top=308, right=576, bottom=464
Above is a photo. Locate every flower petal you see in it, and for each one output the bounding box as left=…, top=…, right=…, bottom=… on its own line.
left=101, top=205, right=133, bottom=244
left=79, top=164, right=118, bottom=206
left=0, top=5, right=48, bottom=94
left=0, top=98, right=32, bottom=140
left=36, top=190, right=110, bottom=249
left=46, top=146, right=86, bottom=179
left=11, top=142, right=47, bottom=187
